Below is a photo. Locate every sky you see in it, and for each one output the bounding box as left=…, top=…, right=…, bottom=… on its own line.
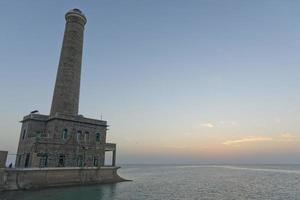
left=0, top=0, right=300, bottom=164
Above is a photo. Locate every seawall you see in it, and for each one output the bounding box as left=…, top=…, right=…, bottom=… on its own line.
left=0, top=167, right=126, bottom=191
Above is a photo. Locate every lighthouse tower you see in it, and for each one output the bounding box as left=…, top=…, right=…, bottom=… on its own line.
left=50, top=9, right=86, bottom=117
left=15, top=9, right=116, bottom=168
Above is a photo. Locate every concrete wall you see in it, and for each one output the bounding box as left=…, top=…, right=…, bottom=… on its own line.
left=0, top=167, right=125, bottom=191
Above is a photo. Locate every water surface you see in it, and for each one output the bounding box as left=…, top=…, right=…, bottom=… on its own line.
left=1, top=164, right=300, bottom=200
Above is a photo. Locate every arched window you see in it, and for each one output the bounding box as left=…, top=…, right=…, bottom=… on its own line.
left=62, top=128, right=68, bottom=140
left=85, top=132, right=89, bottom=142
left=77, top=131, right=82, bottom=141
left=96, top=133, right=100, bottom=142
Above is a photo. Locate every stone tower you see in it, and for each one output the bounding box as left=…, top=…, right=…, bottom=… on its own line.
left=15, top=9, right=117, bottom=168
left=50, top=9, right=87, bottom=116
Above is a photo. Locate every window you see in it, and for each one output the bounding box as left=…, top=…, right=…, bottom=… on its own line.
left=17, top=155, right=22, bottom=167
left=58, top=154, right=65, bottom=167
left=96, top=133, right=100, bottom=142
left=62, top=129, right=68, bottom=140
left=24, top=153, right=30, bottom=168
left=39, top=154, right=48, bottom=168
left=85, top=132, right=89, bottom=143
left=77, top=155, right=83, bottom=167
left=35, top=131, right=41, bottom=139
left=77, top=131, right=82, bottom=142
left=93, top=156, right=98, bottom=167
left=22, top=129, right=26, bottom=140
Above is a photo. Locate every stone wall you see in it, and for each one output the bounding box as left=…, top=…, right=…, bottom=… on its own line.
left=0, top=151, right=8, bottom=168
left=0, top=167, right=126, bottom=191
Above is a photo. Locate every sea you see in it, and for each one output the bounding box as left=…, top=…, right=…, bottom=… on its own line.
left=1, top=164, right=300, bottom=200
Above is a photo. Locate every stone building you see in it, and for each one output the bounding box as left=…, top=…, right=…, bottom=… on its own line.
left=15, top=9, right=116, bottom=168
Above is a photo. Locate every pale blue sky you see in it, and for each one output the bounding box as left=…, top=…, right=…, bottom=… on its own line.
left=0, top=0, right=300, bottom=164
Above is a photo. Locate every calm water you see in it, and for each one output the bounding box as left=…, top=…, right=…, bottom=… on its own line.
left=1, top=164, right=300, bottom=200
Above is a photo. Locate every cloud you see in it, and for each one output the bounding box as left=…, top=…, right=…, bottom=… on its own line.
left=278, top=133, right=298, bottom=141
left=222, top=136, right=273, bottom=146
left=199, top=120, right=238, bottom=129
left=222, top=133, right=299, bottom=146
left=201, top=123, right=214, bottom=128
left=219, top=120, right=239, bottom=127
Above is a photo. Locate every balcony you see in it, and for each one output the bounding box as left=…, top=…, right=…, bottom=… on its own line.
left=105, top=143, right=116, bottom=151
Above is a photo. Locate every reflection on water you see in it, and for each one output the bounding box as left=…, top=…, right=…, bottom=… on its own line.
left=1, top=184, right=118, bottom=200
left=214, top=165, right=300, bottom=174
left=1, top=164, right=300, bottom=200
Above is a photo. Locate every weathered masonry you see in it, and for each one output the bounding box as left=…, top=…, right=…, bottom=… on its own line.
left=0, top=167, right=124, bottom=191
left=15, top=9, right=117, bottom=169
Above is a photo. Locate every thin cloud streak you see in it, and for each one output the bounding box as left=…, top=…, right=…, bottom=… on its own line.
left=201, top=123, right=214, bottom=128
left=222, top=136, right=273, bottom=146
left=222, top=133, right=299, bottom=146
left=279, top=133, right=298, bottom=140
